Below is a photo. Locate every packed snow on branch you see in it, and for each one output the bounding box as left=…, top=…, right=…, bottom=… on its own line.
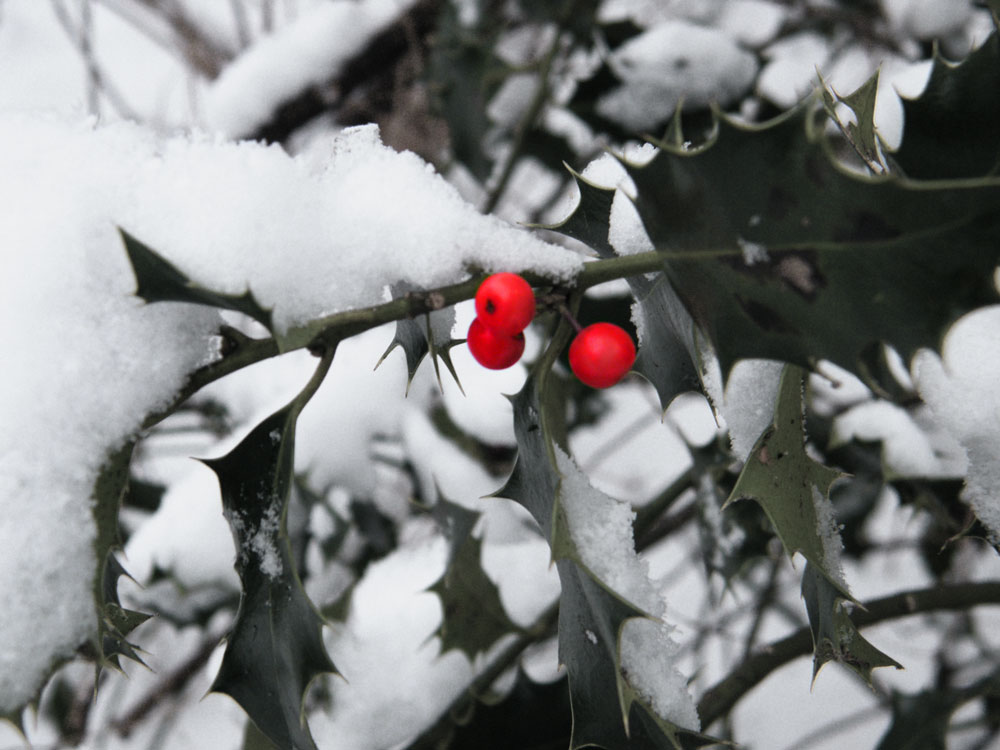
left=0, top=111, right=581, bottom=714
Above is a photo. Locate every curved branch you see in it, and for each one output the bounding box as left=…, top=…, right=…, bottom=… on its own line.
left=140, top=249, right=668, bottom=432
left=697, top=581, right=1000, bottom=728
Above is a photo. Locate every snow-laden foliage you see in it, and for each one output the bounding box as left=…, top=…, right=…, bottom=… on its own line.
left=3, top=2, right=1000, bottom=749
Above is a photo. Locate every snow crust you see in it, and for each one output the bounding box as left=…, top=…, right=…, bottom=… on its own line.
left=0, top=111, right=580, bottom=713
left=555, top=448, right=700, bottom=731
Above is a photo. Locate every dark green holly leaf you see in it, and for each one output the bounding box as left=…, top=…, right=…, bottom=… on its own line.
left=726, top=365, right=850, bottom=598
left=429, top=533, right=522, bottom=659
left=376, top=304, right=462, bottom=394
left=119, top=227, right=272, bottom=330
left=630, top=274, right=703, bottom=411
left=430, top=493, right=481, bottom=565
left=624, top=100, right=1000, bottom=383
left=427, top=3, right=503, bottom=181
left=242, top=718, right=281, bottom=750
left=801, top=564, right=901, bottom=685
left=890, top=27, right=1000, bottom=179
left=546, top=170, right=617, bottom=257
left=203, top=398, right=337, bottom=750
left=446, top=669, right=572, bottom=749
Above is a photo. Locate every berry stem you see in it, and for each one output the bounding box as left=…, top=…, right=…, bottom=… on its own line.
left=557, top=303, right=583, bottom=333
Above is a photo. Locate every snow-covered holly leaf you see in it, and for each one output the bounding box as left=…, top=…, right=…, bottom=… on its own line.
left=624, top=99, right=1000, bottom=384
left=119, top=228, right=273, bottom=331
left=801, top=564, right=901, bottom=685
left=726, top=365, right=850, bottom=598
left=429, top=533, right=522, bottom=659
left=203, top=385, right=337, bottom=750
left=497, top=372, right=720, bottom=749
left=890, top=27, right=1000, bottom=179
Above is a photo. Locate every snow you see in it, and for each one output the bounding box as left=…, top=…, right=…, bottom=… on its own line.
left=0, top=115, right=221, bottom=713
left=0, top=111, right=580, bottom=713
left=880, top=0, right=973, bottom=41
left=757, top=31, right=832, bottom=108
left=123, top=463, right=239, bottom=590
left=310, top=537, right=472, bottom=750
left=716, top=0, right=787, bottom=49
left=597, top=20, right=759, bottom=131
left=722, top=359, right=785, bottom=462
left=830, top=400, right=964, bottom=479
left=206, top=0, right=418, bottom=137
left=913, top=307, right=1000, bottom=541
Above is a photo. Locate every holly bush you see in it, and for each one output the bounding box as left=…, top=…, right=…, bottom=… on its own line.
left=4, top=2, right=1000, bottom=749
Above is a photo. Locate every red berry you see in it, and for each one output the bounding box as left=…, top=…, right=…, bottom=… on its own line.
left=467, top=317, right=525, bottom=370
left=475, top=273, right=535, bottom=336
left=568, top=323, right=636, bottom=388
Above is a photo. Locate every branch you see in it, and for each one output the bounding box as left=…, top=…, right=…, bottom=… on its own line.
left=697, top=581, right=1000, bottom=728
left=140, top=249, right=667, bottom=432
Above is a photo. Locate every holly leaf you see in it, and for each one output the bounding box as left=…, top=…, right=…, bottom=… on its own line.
left=801, top=563, right=901, bottom=685
left=203, top=394, right=337, bottom=750
left=120, top=228, right=273, bottom=331
left=623, top=99, right=1000, bottom=384
left=890, top=27, right=1000, bottom=179
left=630, top=274, right=704, bottom=410
left=427, top=2, right=503, bottom=181
left=429, top=533, right=522, bottom=659
left=497, top=372, right=720, bottom=749
left=92, top=441, right=151, bottom=672
left=547, top=171, right=701, bottom=409
left=726, top=365, right=850, bottom=598
left=821, top=69, right=883, bottom=171
left=430, top=493, right=481, bottom=565
left=446, top=669, right=572, bottom=749
left=546, top=170, right=617, bottom=257
left=376, top=301, right=462, bottom=394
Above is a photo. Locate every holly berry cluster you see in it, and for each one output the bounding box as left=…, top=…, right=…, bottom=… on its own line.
left=466, top=273, right=636, bottom=389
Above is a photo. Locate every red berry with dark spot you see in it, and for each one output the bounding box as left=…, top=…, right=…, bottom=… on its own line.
left=569, top=323, right=636, bottom=388
left=475, top=273, right=535, bottom=336
left=467, top=317, right=525, bottom=370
